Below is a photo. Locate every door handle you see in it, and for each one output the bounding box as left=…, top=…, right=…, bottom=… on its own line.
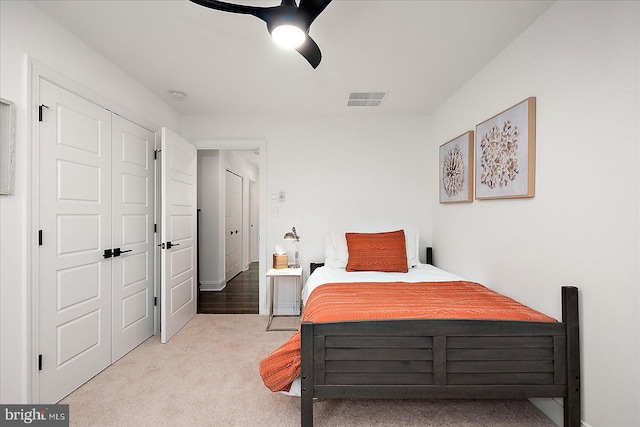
left=113, top=248, right=133, bottom=257
left=166, top=242, right=180, bottom=249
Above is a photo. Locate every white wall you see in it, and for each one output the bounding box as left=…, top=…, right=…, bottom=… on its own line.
left=183, top=114, right=434, bottom=312
left=430, top=2, right=639, bottom=426
left=0, top=0, right=181, bottom=403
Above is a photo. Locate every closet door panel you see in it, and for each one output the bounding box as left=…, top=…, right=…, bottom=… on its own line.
left=111, top=115, right=155, bottom=361
left=38, top=79, right=112, bottom=404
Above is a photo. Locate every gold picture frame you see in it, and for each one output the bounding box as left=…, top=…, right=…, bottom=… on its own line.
left=439, top=131, right=474, bottom=203
left=475, top=97, right=536, bottom=200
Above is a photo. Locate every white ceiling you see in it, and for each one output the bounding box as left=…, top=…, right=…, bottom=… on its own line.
left=32, top=0, right=554, bottom=116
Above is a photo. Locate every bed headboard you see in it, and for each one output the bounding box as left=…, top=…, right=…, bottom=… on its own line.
left=310, top=262, right=324, bottom=275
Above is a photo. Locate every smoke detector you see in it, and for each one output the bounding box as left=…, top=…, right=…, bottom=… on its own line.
left=169, top=91, right=187, bottom=101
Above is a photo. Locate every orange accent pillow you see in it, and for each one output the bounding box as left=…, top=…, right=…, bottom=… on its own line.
left=345, top=230, right=408, bottom=273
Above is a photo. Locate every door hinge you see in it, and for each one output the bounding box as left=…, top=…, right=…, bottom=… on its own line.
left=154, top=224, right=157, bottom=233
left=38, top=354, right=43, bottom=371
left=154, top=149, right=161, bottom=160
left=38, top=104, right=50, bottom=122
left=38, top=230, right=43, bottom=246
left=154, top=297, right=157, bottom=307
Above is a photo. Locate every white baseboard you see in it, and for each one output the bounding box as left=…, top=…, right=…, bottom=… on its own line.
left=199, top=280, right=225, bottom=292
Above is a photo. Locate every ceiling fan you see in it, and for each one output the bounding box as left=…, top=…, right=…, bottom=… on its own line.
left=190, top=0, right=332, bottom=69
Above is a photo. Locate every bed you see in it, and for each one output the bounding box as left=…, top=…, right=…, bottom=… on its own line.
left=259, top=230, right=580, bottom=427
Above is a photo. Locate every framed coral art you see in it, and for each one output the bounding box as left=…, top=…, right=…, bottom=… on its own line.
left=439, top=131, right=474, bottom=203
left=475, top=97, right=536, bottom=199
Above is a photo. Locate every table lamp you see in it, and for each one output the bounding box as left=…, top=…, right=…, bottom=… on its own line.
left=283, top=226, right=300, bottom=268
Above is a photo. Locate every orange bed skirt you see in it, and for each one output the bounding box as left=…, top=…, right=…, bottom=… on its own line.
left=259, top=281, right=556, bottom=392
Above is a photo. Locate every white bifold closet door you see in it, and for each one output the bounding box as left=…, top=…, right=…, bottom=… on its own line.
left=38, top=79, right=155, bottom=403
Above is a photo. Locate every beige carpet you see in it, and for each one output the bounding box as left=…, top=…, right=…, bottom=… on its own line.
left=61, top=314, right=556, bottom=426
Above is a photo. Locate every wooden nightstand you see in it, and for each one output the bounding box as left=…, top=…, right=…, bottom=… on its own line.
left=266, top=267, right=303, bottom=331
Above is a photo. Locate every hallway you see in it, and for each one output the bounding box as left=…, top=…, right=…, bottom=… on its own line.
left=198, top=263, right=259, bottom=314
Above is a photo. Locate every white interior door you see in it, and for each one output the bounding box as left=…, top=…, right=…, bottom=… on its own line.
left=38, top=79, right=112, bottom=403
left=225, top=170, right=243, bottom=281
left=111, top=115, right=155, bottom=361
left=160, top=127, right=197, bottom=343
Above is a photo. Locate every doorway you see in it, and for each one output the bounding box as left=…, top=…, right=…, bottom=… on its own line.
left=196, top=147, right=264, bottom=314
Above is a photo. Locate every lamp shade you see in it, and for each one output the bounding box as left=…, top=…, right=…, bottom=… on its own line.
left=283, top=227, right=300, bottom=241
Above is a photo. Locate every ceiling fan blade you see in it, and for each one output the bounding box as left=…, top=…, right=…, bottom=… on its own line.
left=189, top=0, right=278, bottom=24
left=297, top=0, right=332, bottom=26
left=295, top=35, right=322, bottom=68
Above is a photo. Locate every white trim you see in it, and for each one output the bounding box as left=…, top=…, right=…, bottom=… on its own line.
left=27, top=54, right=38, bottom=404
left=194, top=139, right=268, bottom=315
left=199, top=281, right=226, bottom=292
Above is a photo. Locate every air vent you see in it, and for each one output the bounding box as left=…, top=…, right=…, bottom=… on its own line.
left=347, top=92, right=386, bottom=107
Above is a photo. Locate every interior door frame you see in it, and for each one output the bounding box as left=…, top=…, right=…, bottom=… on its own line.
left=193, top=140, right=267, bottom=315
left=27, top=58, right=161, bottom=403
left=248, top=178, right=259, bottom=263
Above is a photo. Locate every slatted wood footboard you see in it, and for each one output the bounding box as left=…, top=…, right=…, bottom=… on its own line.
left=300, top=286, right=580, bottom=427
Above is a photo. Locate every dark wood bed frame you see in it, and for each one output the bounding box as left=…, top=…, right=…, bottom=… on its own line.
left=301, top=258, right=580, bottom=426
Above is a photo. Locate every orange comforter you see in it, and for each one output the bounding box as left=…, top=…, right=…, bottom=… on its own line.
left=258, top=281, right=556, bottom=392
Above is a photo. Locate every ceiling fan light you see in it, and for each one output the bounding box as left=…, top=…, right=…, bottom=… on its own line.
left=271, top=24, right=306, bottom=49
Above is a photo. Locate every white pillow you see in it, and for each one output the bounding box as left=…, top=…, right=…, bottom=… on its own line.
left=324, top=232, right=348, bottom=268
left=404, top=230, right=420, bottom=268
left=324, top=230, right=420, bottom=269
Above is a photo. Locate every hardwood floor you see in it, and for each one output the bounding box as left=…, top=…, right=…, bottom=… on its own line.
left=198, top=262, right=259, bottom=314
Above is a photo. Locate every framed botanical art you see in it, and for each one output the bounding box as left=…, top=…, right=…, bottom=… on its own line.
left=475, top=97, right=536, bottom=200
left=439, top=131, right=474, bottom=203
